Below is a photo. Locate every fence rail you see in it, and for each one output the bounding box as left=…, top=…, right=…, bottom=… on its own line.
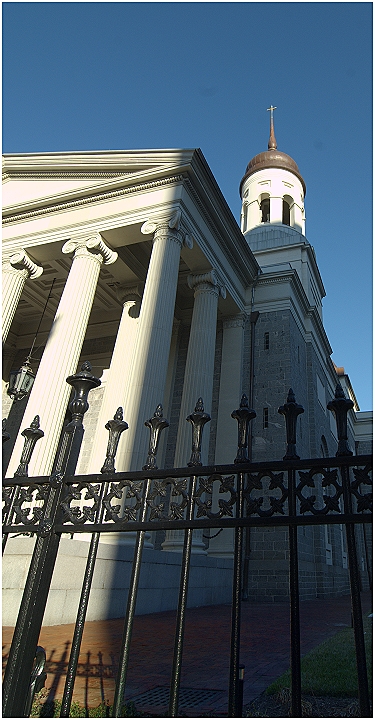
left=2, top=364, right=372, bottom=718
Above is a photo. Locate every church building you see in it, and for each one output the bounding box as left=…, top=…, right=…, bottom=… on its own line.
left=2, top=113, right=371, bottom=624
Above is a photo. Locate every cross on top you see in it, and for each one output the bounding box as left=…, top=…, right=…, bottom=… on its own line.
left=267, top=105, right=277, bottom=119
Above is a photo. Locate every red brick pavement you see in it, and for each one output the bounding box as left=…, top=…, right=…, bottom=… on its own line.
left=2, top=592, right=372, bottom=715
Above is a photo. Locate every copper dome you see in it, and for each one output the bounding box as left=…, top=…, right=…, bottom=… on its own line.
left=240, top=108, right=306, bottom=196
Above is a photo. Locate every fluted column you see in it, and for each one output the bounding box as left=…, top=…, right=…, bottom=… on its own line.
left=116, top=210, right=191, bottom=472
left=208, top=314, right=246, bottom=558
left=86, top=285, right=143, bottom=474
left=162, top=269, right=226, bottom=554
left=2, top=250, right=43, bottom=343
left=175, top=270, right=225, bottom=467
left=6, top=234, right=117, bottom=478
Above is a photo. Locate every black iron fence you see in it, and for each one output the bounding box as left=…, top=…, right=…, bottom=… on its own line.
left=2, top=363, right=372, bottom=717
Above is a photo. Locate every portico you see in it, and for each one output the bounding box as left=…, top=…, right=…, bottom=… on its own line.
left=3, top=150, right=258, bottom=519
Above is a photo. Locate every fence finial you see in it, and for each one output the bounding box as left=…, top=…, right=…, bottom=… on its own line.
left=14, top=415, right=44, bottom=477
left=101, top=407, right=129, bottom=474
left=187, top=398, right=211, bottom=467
left=327, top=383, right=353, bottom=457
left=231, top=394, right=256, bottom=463
left=278, top=389, right=304, bottom=460
left=143, top=404, right=169, bottom=470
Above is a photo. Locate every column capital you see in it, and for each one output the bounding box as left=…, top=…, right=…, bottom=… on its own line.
left=141, top=209, right=193, bottom=249
left=62, top=234, right=118, bottom=265
left=187, top=269, right=226, bottom=299
left=3, top=250, right=43, bottom=280
left=222, top=313, right=247, bottom=330
left=115, top=283, right=144, bottom=305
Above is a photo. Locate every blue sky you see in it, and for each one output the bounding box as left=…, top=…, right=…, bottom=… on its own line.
left=3, top=2, right=372, bottom=410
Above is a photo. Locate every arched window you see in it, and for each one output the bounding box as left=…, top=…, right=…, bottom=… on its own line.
left=282, top=198, right=291, bottom=225
left=282, top=195, right=294, bottom=226
left=260, top=194, right=270, bottom=223
left=241, top=203, right=248, bottom=232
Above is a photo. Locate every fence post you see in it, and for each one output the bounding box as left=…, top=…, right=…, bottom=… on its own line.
left=2, top=416, right=44, bottom=554
left=2, top=362, right=100, bottom=718
left=278, top=389, right=304, bottom=718
left=60, top=407, right=128, bottom=717
left=328, top=384, right=370, bottom=717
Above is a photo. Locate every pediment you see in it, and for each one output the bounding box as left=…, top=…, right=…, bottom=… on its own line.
left=2, top=149, right=195, bottom=212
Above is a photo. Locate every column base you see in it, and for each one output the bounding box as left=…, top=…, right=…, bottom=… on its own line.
left=161, top=529, right=207, bottom=555
left=74, top=531, right=154, bottom=549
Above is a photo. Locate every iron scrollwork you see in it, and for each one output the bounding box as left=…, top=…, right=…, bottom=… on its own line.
left=12, top=483, right=49, bottom=527
left=194, top=474, right=237, bottom=519
left=61, top=482, right=101, bottom=524
left=351, top=464, right=372, bottom=513
left=296, top=467, right=342, bottom=515
left=103, top=479, right=144, bottom=524
left=244, top=471, right=288, bottom=516
left=146, top=477, right=189, bottom=521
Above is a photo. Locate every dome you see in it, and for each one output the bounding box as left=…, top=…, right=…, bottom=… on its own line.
left=240, top=108, right=306, bottom=196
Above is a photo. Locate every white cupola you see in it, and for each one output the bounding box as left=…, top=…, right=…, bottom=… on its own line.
left=240, top=107, right=306, bottom=236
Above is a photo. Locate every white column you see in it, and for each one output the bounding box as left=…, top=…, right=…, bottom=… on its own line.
left=2, top=250, right=43, bottom=343
left=270, top=195, right=283, bottom=224
left=248, top=200, right=260, bottom=229
left=116, top=211, right=190, bottom=472
left=208, top=314, right=245, bottom=558
left=162, top=269, right=225, bottom=554
left=86, top=285, right=143, bottom=474
left=6, top=234, right=117, bottom=478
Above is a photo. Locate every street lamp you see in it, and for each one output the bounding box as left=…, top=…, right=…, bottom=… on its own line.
left=7, top=277, right=56, bottom=402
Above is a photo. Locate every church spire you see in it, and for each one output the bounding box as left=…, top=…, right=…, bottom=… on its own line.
left=267, top=105, right=277, bottom=150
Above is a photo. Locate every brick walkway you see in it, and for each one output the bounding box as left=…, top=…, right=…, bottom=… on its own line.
left=2, top=592, right=372, bottom=715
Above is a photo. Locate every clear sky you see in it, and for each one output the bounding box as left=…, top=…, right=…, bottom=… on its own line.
left=2, top=2, right=373, bottom=411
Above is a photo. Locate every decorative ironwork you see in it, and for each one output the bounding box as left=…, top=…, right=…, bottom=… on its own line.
left=146, top=478, right=189, bottom=521
left=194, top=474, right=237, bottom=519
left=61, top=482, right=101, bottom=525
left=103, top=479, right=144, bottom=524
left=2, top=378, right=372, bottom=719
left=12, top=483, right=49, bottom=527
left=187, top=398, right=210, bottom=467
left=101, top=407, right=129, bottom=473
left=66, top=362, right=101, bottom=426
left=14, top=415, right=44, bottom=477
left=327, top=383, right=353, bottom=457
left=231, top=394, right=256, bottom=463
left=278, top=389, right=304, bottom=460
left=143, top=405, right=169, bottom=471
left=244, top=470, right=288, bottom=516
left=296, top=467, right=342, bottom=515
left=351, top=464, right=372, bottom=513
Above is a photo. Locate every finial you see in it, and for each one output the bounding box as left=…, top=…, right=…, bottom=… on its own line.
left=267, top=105, right=277, bottom=150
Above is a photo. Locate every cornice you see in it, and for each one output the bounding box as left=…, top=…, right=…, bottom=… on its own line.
left=2, top=174, right=185, bottom=225
left=3, top=171, right=133, bottom=181
left=256, top=267, right=332, bottom=358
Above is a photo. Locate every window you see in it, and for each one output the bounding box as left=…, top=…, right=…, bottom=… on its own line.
left=282, top=198, right=291, bottom=225
left=263, top=407, right=269, bottom=429
left=260, top=197, right=270, bottom=223
left=242, top=203, right=248, bottom=232
left=264, top=332, right=269, bottom=350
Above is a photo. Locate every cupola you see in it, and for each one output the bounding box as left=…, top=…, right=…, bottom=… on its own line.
left=240, top=107, right=306, bottom=235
